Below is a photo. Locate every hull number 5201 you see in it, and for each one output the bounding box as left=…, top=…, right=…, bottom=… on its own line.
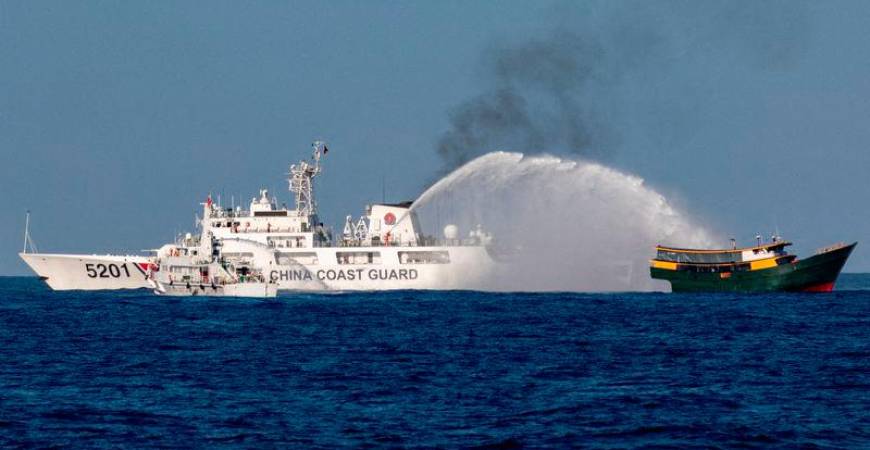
left=85, top=263, right=130, bottom=278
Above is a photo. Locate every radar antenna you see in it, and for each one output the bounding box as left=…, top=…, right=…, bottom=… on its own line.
left=288, top=140, right=326, bottom=218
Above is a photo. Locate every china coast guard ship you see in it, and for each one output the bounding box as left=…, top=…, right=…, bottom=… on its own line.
left=20, top=141, right=495, bottom=292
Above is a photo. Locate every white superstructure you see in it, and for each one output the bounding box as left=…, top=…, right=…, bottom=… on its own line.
left=19, top=141, right=495, bottom=292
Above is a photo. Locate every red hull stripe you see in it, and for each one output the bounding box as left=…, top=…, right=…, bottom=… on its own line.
left=134, top=262, right=158, bottom=274
left=802, top=282, right=835, bottom=292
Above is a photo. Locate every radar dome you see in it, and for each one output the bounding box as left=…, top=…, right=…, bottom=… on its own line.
left=443, top=224, right=459, bottom=240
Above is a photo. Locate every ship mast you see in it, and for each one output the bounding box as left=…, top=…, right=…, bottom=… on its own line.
left=288, top=140, right=326, bottom=218
left=22, top=210, right=37, bottom=254
left=23, top=211, right=30, bottom=253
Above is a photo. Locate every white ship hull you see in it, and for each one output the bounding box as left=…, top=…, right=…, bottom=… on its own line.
left=19, top=253, right=153, bottom=291
left=262, top=245, right=492, bottom=291
left=20, top=246, right=493, bottom=292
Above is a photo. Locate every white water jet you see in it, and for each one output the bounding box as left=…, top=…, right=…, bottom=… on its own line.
left=412, top=152, right=716, bottom=291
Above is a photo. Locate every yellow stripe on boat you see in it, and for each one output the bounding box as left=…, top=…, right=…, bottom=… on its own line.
left=651, top=260, right=678, bottom=270
left=750, top=258, right=778, bottom=271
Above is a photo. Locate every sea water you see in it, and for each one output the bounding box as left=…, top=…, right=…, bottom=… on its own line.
left=1, top=276, right=868, bottom=447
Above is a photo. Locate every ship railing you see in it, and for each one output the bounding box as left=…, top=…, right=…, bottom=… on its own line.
left=228, top=226, right=306, bottom=234
left=333, top=237, right=483, bottom=248
left=815, top=242, right=847, bottom=255
left=208, top=209, right=252, bottom=219
left=336, top=240, right=417, bottom=248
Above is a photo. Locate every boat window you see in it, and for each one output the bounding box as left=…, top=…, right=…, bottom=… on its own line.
left=267, top=235, right=307, bottom=248
left=170, top=266, right=197, bottom=274
left=336, top=251, right=381, bottom=265
left=398, top=251, right=451, bottom=264
left=277, top=252, right=319, bottom=265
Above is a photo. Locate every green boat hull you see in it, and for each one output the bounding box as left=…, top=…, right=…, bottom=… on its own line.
left=651, top=243, right=856, bottom=293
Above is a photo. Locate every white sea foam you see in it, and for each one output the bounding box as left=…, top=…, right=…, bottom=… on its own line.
left=412, top=152, right=715, bottom=291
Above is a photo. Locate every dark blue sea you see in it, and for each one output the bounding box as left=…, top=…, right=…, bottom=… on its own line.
left=1, top=276, right=868, bottom=449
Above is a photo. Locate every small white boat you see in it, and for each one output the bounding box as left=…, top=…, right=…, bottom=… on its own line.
left=148, top=250, right=277, bottom=298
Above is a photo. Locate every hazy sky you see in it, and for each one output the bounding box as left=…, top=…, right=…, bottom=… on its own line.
left=2, top=1, right=870, bottom=275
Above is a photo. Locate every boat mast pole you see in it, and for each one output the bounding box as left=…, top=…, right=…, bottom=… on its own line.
left=23, top=210, right=30, bottom=254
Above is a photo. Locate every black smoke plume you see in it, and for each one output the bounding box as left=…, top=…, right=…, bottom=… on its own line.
left=437, top=31, right=611, bottom=171
left=435, top=1, right=811, bottom=173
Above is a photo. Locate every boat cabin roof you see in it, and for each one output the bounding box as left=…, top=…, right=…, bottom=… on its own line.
left=654, top=241, right=792, bottom=264
left=656, top=241, right=791, bottom=254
